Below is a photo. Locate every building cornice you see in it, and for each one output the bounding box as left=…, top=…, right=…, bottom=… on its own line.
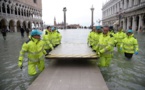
left=0, top=14, right=42, bottom=22
left=102, top=1, right=145, bottom=20
left=14, top=0, right=42, bottom=11
left=102, top=0, right=120, bottom=10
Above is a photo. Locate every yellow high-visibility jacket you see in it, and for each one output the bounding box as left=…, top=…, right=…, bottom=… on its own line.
left=42, top=34, right=54, bottom=50
left=45, top=30, right=51, bottom=35
left=121, top=34, right=139, bottom=53
left=96, top=33, right=115, bottom=57
left=87, top=31, right=96, bottom=46
left=18, top=38, right=46, bottom=63
left=92, top=32, right=103, bottom=50
left=109, top=31, right=115, bottom=37
left=114, top=31, right=126, bottom=45
left=51, top=31, right=61, bottom=46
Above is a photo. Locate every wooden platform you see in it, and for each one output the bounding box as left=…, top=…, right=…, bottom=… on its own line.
left=45, top=43, right=98, bottom=59
left=27, top=60, right=109, bottom=90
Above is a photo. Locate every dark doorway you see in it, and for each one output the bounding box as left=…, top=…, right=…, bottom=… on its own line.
left=136, top=16, right=139, bottom=31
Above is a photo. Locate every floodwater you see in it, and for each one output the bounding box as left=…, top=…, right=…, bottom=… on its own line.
left=0, top=29, right=145, bottom=90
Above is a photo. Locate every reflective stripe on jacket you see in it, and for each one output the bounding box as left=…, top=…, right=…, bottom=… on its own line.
left=19, top=37, right=46, bottom=63
left=121, top=35, right=139, bottom=53
left=96, top=33, right=115, bottom=57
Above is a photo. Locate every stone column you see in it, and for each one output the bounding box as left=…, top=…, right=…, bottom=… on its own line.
left=5, top=5, right=7, bottom=14
left=63, top=7, right=67, bottom=29
left=134, top=0, right=137, bottom=5
left=121, top=0, right=123, bottom=9
left=117, top=3, right=119, bottom=12
left=1, top=3, right=3, bottom=14
left=123, top=18, right=126, bottom=30
left=90, top=6, right=94, bottom=29
left=129, top=0, right=132, bottom=7
left=110, top=8, right=111, bottom=15
left=127, top=17, right=130, bottom=30
left=124, top=0, right=127, bottom=9
left=20, top=8, right=22, bottom=16
left=16, top=8, right=18, bottom=15
left=132, top=16, right=136, bottom=31
left=12, top=7, right=14, bottom=14
left=138, top=14, right=143, bottom=31
left=25, top=21, right=28, bottom=29
left=20, top=22, right=23, bottom=28
left=5, top=22, right=9, bottom=31
left=9, top=6, right=11, bottom=14
left=14, top=22, right=17, bottom=32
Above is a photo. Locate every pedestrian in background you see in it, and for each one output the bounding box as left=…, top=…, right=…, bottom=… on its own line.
left=26, top=28, right=30, bottom=37
left=20, top=27, right=25, bottom=37
left=1, top=26, right=8, bottom=40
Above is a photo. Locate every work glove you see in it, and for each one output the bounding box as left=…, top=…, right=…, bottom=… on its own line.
left=134, top=51, right=138, bottom=55
left=18, top=60, right=23, bottom=69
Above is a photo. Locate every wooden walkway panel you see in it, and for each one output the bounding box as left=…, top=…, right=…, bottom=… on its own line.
left=46, top=43, right=98, bottom=59
left=27, top=61, right=109, bottom=90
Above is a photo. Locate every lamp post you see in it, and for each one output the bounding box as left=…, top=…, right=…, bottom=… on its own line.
left=63, top=7, right=67, bottom=29
left=90, top=5, right=94, bottom=29
left=96, top=19, right=101, bottom=26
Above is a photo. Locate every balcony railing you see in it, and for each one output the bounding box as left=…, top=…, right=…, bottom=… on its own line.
left=0, top=13, right=42, bottom=21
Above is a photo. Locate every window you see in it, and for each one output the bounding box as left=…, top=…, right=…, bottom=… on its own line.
left=33, top=0, right=37, bottom=3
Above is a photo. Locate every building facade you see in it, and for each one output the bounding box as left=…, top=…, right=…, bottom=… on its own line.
left=102, top=0, right=145, bottom=31
left=0, top=0, right=43, bottom=32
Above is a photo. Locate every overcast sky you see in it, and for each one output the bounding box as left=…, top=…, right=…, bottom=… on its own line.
left=42, top=0, right=107, bottom=26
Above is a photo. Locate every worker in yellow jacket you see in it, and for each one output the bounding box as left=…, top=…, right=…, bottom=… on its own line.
left=54, top=28, right=62, bottom=46
left=92, top=26, right=102, bottom=51
left=121, top=29, right=139, bottom=59
left=87, top=27, right=96, bottom=47
left=51, top=27, right=62, bottom=47
left=18, top=30, right=46, bottom=76
left=114, top=27, right=126, bottom=53
left=42, top=34, right=54, bottom=55
left=96, top=26, right=115, bottom=67
left=45, top=26, right=51, bottom=35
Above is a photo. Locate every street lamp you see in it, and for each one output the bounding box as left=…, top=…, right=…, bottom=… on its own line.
left=63, top=7, right=67, bottom=29
left=96, top=19, right=102, bottom=26
left=90, top=5, right=94, bottom=29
